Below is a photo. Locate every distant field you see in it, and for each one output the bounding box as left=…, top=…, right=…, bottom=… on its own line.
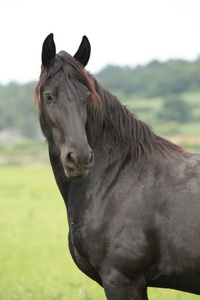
left=0, top=165, right=199, bottom=300
left=122, top=90, right=200, bottom=137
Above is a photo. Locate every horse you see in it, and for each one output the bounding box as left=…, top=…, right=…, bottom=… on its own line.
left=35, top=33, right=200, bottom=300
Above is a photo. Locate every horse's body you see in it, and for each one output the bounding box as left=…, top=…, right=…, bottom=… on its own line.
left=35, top=34, right=200, bottom=300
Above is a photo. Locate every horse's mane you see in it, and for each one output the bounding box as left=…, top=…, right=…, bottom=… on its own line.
left=35, top=51, right=184, bottom=166
left=86, top=75, right=184, bottom=164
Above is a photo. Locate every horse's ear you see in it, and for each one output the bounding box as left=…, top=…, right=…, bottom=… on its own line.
left=42, top=33, right=56, bottom=67
left=74, top=36, right=91, bottom=67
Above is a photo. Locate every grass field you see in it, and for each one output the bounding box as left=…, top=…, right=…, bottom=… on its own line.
left=0, top=165, right=199, bottom=300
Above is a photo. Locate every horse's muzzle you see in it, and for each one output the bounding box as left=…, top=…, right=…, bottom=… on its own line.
left=60, top=148, right=94, bottom=179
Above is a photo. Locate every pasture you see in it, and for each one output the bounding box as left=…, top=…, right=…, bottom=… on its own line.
left=0, top=165, right=199, bottom=300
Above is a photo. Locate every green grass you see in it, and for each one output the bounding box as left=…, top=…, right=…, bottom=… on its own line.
left=0, top=165, right=199, bottom=300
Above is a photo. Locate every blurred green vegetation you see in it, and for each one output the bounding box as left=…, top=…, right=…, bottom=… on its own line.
left=0, top=82, right=39, bottom=137
left=97, top=58, right=200, bottom=97
left=0, top=139, right=47, bottom=156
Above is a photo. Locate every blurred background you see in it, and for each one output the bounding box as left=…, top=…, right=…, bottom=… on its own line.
left=1, top=0, right=200, bottom=299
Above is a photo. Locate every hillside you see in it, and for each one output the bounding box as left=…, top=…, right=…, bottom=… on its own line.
left=96, top=58, right=200, bottom=97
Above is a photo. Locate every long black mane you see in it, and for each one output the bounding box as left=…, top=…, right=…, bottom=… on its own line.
left=86, top=74, right=184, bottom=164
left=35, top=50, right=184, bottom=166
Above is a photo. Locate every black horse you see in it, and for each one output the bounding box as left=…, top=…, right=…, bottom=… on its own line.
left=35, top=34, right=200, bottom=300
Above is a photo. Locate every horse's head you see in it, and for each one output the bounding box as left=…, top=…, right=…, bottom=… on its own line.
left=36, top=34, right=95, bottom=179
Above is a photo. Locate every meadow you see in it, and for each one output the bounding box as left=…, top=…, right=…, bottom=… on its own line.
left=0, top=165, right=199, bottom=300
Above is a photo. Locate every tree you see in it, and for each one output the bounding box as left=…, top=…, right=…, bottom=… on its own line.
left=157, top=96, right=192, bottom=123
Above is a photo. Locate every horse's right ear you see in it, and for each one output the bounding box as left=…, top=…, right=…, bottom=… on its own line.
left=42, top=33, right=56, bottom=67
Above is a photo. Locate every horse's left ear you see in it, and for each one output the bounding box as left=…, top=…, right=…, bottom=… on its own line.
left=74, top=36, right=91, bottom=67
left=42, top=33, right=56, bottom=67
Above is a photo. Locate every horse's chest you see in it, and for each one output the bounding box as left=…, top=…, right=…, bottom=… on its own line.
left=68, top=220, right=106, bottom=285
left=70, top=217, right=104, bottom=260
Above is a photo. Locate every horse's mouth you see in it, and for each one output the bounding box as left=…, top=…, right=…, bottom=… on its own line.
left=63, top=166, right=89, bottom=179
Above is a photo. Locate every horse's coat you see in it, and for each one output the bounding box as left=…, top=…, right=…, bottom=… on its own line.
left=35, top=33, right=200, bottom=300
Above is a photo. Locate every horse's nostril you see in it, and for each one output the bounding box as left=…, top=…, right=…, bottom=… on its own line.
left=67, top=152, right=77, bottom=165
left=89, top=151, right=94, bottom=165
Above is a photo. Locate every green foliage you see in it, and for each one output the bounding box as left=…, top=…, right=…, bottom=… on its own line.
left=0, top=82, right=39, bottom=137
left=96, top=58, right=200, bottom=98
left=158, top=96, right=192, bottom=123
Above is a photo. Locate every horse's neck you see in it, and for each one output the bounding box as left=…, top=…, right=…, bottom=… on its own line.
left=48, top=145, right=70, bottom=204
left=48, top=133, right=127, bottom=212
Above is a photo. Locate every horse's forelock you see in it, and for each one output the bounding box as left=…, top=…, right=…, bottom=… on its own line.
left=34, top=51, right=100, bottom=113
left=57, top=51, right=100, bottom=106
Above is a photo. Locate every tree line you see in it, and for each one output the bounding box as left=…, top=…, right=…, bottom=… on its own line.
left=0, top=56, right=200, bottom=137
left=0, top=82, right=38, bottom=137
left=96, top=57, right=200, bottom=97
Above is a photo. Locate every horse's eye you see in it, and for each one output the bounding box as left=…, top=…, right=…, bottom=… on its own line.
left=44, top=93, right=53, bottom=102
